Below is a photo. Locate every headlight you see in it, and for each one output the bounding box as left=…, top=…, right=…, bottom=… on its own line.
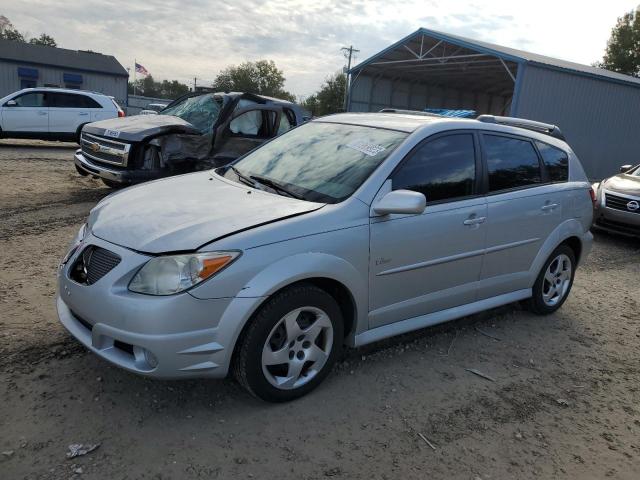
left=61, top=223, right=87, bottom=264
left=128, top=251, right=240, bottom=295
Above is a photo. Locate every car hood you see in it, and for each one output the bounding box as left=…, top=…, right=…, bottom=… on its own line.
left=603, top=174, right=640, bottom=197
left=83, top=115, right=201, bottom=143
left=89, top=172, right=325, bottom=253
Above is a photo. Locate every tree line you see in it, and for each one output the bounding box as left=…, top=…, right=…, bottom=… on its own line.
left=0, top=15, right=56, bottom=46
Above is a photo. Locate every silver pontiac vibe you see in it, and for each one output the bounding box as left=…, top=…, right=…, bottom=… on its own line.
left=57, top=112, right=593, bottom=402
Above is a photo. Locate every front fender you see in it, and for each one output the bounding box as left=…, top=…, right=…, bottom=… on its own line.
left=209, top=253, right=368, bottom=374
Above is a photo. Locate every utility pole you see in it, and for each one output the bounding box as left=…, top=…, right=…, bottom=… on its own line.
left=341, top=45, right=359, bottom=111
left=193, top=77, right=197, bottom=92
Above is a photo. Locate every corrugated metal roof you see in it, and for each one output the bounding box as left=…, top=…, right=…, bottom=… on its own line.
left=0, top=40, right=128, bottom=77
left=352, top=28, right=640, bottom=88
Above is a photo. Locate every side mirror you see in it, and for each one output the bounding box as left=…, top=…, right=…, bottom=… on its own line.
left=5, top=99, right=17, bottom=107
left=619, top=164, right=633, bottom=173
left=373, top=190, right=426, bottom=216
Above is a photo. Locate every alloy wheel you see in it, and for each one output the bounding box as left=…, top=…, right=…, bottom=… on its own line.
left=542, top=253, right=572, bottom=307
left=261, top=306, right=334, bottom=390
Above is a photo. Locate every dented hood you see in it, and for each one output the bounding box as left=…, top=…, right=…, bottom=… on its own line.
left=83, top=115, right=200, bottom=142
left=89, top=172, right=324, bottom=253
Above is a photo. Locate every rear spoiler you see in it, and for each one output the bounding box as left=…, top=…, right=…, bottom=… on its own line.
left=477, top=115, right=565, bottom=141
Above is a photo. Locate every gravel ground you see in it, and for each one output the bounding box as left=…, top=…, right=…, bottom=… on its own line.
left=1, top=139, right=639, bottom=480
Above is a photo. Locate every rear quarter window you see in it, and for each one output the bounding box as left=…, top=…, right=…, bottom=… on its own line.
left=483, top=134, right=542, bottom=192
left=536, top=141, right=569, bottom=182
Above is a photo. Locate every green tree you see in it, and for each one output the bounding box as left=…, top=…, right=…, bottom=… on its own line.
left=128, top=76, right=190, bottom=100
left=597, top=8, right=640, bottom=77
left=212, top=60, right=295, bottom=100
left=0, top=15, right=25, bottom=42
left=29, top=33, right=57, bottom=47
left=301, top=72, right=346, bottom=117
left=159, top=79, right=190, bottom=99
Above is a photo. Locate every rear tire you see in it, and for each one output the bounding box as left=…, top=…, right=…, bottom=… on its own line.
left=526, top=245, right=576, bottom=315
left=233, top=283, right=343, bottom=402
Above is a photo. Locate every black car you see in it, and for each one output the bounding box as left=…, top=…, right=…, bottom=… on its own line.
left=74, top=92, right=307, bottom=187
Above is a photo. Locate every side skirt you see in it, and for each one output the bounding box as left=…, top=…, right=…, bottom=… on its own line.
left=354, top=289, right=531, bottom=347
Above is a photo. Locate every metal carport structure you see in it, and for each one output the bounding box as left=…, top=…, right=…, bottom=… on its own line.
left=347, top=28, right=640, bottom=179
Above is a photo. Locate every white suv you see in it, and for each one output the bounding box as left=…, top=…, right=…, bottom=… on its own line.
left=0, top=87, right=124, bottom=143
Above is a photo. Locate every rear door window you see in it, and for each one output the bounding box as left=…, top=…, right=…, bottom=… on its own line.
left=393, top=133, right=476, bottom=203
left=50, top=93, right=100, bottom=108
left=483, top=134, right=542, bottom=192
left=536, top=141, right=569, bottom=182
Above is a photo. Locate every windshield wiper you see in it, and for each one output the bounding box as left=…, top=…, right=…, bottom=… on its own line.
left=250, top=175, right=304, bottom=200
left=229, top=166, right=258, bottom=188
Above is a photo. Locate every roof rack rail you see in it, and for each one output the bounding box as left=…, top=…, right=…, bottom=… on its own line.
left=476, top=115, right=565, bottom=141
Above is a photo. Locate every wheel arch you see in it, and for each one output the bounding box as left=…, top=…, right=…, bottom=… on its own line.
left=213, top=252, right=367, bottom=377
left=528, top=218, right=592, bottom=286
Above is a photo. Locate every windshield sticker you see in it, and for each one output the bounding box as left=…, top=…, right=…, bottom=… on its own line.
left=346, top=140, right=386, bottom=157
left=104, top=129, right=121, bottom=138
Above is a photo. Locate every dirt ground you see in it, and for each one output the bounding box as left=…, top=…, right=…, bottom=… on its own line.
left=0, top=139, right=639, bottom=480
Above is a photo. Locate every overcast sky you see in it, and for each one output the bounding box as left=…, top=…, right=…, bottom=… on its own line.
left=3, top=0, right=639, bottom=97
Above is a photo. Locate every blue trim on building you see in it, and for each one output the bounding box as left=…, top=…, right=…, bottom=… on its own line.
left=63, top=73, right=83, bottom=84
left=17, top=67, right=38, bottom=79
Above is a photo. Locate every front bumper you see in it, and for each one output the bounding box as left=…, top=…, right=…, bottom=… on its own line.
left=56, top=233, right=259, bottom=379
left=593, top=190, right=640, bottom=237
left=74, top=150, right=160, bottom=185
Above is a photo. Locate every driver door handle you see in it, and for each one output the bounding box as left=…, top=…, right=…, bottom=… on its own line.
left=541, top=203, right=558, bottom=212
left=463, top=216, right=486, bottom=226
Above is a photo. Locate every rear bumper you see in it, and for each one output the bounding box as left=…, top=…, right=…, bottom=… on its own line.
left=74, top=150, right=159, bottom=185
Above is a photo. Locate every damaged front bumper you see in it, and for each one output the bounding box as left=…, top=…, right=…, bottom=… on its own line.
left=74, top=150, right=161, bottom=186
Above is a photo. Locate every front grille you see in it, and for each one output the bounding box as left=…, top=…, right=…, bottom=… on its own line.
left=70, top=246, right=121, bottom=285
left=604, top=193, right=640, bottom=214
left=80, top=132, right=131, bottom=166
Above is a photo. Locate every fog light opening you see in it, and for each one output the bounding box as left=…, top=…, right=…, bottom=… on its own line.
left=144, top=349, right=159, bottom=369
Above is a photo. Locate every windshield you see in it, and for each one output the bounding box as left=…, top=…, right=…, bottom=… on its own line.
left=161, top=94, right=222, bottom=134
left=629, top=165, right=640, bottom=177
left=223, top=121, right=408, bottom=203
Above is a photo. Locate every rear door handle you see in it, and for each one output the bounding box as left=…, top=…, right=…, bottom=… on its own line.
left=463, top=216, right=486, bottom=226
left=79, top=112, right=89, bottom=116
left=541, top=203, right=558, bottom=212
left=38, top=111, right=48, bottom=115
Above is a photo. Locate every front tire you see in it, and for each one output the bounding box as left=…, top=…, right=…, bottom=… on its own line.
left=233, top=283, right=343, bottom=402
left=527, top=245, right=576, bottom=315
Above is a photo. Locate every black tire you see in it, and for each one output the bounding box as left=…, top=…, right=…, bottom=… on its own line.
left=75, top=164, right=89, bottom=176
left=76, top=124, right=87, bottom=144
left=101, top=178, right=124, bottom=189
left=526, top=245, right=576, bottom=315
left=233, top=283, right=344, bottom=402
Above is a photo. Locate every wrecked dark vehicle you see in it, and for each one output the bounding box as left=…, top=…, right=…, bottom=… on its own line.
left=73, top=92, right=307, bottom=187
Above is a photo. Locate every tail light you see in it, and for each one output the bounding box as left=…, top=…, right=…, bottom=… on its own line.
left=118, top=110, right=125, bottom=118
left=589, top=188, right=597, bottom=206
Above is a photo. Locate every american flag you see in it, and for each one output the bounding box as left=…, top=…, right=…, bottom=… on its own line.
left=135, top=62, right=149, bottom=76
